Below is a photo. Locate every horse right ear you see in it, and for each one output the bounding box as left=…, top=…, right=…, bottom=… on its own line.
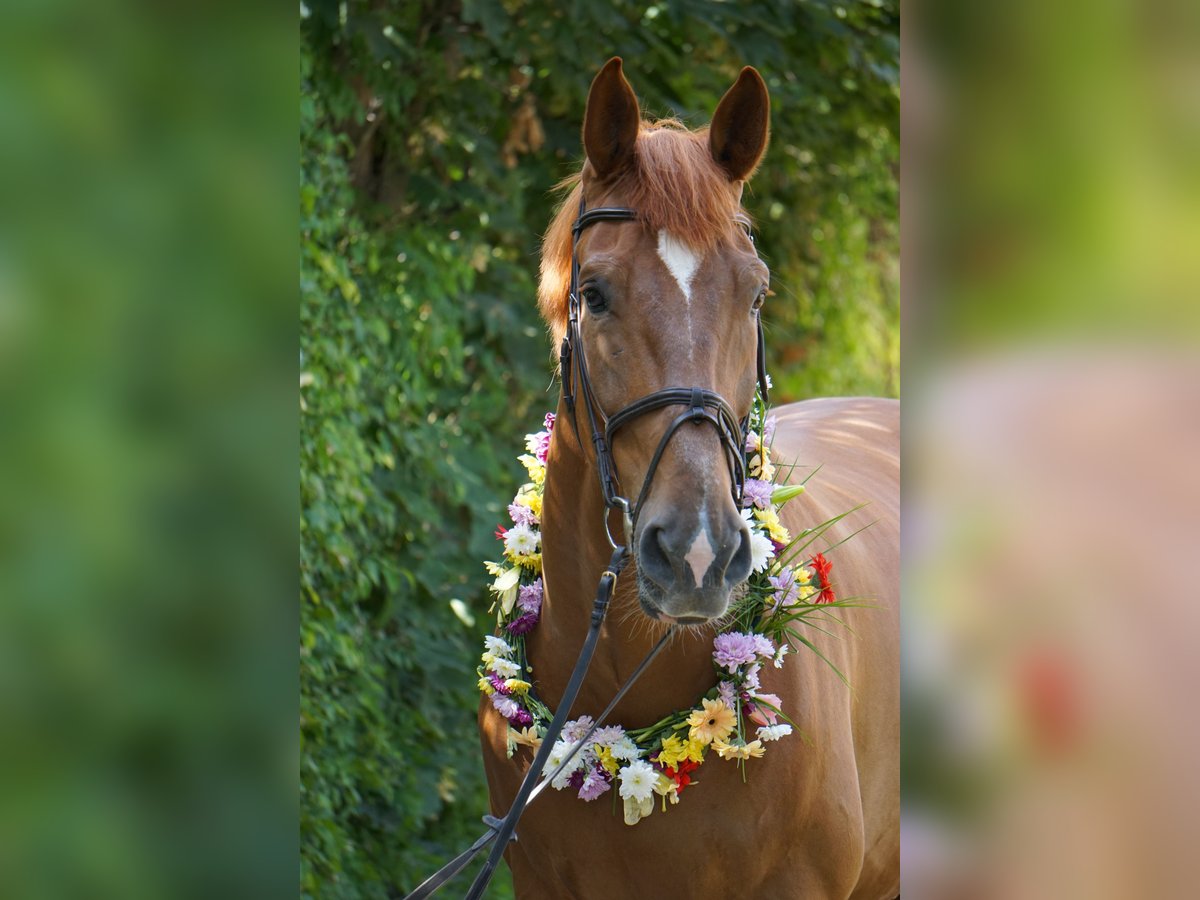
left=582, top=57, right=640, bottom=180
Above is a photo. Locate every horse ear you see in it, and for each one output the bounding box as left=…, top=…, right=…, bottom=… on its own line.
left=582, top=57, right=640, bottom=180
left=709, top=67, right=770, bottom=182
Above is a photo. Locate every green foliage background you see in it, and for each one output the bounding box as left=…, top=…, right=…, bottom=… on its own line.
left=300, top=1, right=897, bottom=896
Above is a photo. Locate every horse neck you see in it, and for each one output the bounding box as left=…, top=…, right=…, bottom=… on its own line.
left=528, top=397, right=718, bottom=727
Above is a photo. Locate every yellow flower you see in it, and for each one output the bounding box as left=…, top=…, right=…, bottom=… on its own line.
left=795, top=566, right=813, bottom=585
left=519, top=454, right=546, bottom=486
left=595, top=745, right=619, bottom=776
left=478, top=676, right=495, bottom=695
left=509, top=552, right=542, bottom=573
left=655, top=735, right=690, bottom=768
left=653, top=773, right=680, bottom=806
left=504, top=679, right=531, bottom=695
left=754, top=506, right=791, bottom=545
left=510, top=726, right=543, bottom=752
left=749, top=450, right=775, bottom=481
left=515, top=487, right=543, bottom=519
left=686, top=698, right=736, bottom=746
left=712, top=738, right=766, bottom=761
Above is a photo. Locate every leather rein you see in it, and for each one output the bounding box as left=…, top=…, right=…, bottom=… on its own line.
left=404, top=198, right=769, bottom=900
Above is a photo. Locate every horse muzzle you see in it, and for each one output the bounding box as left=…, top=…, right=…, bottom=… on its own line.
left=635, top=509, right=752, bottom=622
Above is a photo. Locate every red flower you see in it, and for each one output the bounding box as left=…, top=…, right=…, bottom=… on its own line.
left=494, top=524, right=508, bottom=541
left=661, top=759, right=701, bottom=794
left=810, top=552, right=836, bottom=604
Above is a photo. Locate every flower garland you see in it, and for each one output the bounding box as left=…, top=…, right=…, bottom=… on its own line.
left=478, top=394, right=850, bottom=826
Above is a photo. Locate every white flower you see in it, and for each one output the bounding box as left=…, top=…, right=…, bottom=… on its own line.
left=617, top=760, right=657, bottom=802
left=608, top=736, right=641, bottom=761
left=773, top=645, right=790, bottom=669
left=504, top=523, right=540, bottom=557
left=489, top=657, right=520, bottom=679
left=546, top=740, right=584, bottom=790
left=757, top=723, right=793, bottom=742
left=747, top=527, right=776, bottom=574
left=483, top=635, right=513, bottom=657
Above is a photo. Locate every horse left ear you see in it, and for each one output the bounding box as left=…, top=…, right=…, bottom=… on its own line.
left=709, top=67, right=770, bottom=183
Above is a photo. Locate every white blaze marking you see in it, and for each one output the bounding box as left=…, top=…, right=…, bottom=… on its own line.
left=684, top=528, right=717, bottom=587
left=656, top=230, right=702, bottom=352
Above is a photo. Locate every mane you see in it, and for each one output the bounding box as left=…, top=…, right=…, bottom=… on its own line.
left=537, top=120, right=748, bottom=346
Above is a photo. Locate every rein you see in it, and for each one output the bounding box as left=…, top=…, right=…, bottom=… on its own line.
left=403, top=198, right=769, bottom=900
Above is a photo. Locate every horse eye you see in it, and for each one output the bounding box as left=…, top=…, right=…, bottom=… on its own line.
left=582, top=286, right=608, bottom=313
left=752, top=288, right=768, bottom=311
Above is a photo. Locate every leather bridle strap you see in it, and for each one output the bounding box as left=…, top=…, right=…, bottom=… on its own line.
left=561, top=199, right=768, bottom=539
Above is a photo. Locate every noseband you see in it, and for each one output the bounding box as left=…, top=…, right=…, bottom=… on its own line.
left=558, top=196, right=771, bottom=547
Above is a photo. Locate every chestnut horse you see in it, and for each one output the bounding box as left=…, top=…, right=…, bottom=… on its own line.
left=479, top=59, right=899, bottom=899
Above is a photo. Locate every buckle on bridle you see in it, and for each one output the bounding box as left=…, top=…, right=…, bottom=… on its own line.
left=604, top=497, right=633, bottom=551
left=689, top=387, right=706, bottom=423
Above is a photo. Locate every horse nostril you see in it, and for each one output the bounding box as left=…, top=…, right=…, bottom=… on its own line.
left=724, top=525, right=753, bottom=586
left=637, top=525, right=675, bottom=588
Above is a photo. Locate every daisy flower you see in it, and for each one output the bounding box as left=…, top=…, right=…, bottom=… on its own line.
left=617, top=760, right=657, bottom=802
left=503, top=523, right=540, bottom=558
left=741, top=510, right=776, bottom=573
left=488, top=657, right=520, bottom=679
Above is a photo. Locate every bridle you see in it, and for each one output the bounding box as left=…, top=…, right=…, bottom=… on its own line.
left=559, top=196, right=771, bottom=550
left=404, top=195, right=771, bottom=900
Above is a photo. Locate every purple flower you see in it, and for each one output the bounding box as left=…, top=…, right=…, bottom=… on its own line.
left=742, top=478, right=774, bottom=509
left=491, top=693, right=519, bottom=719
left=510, top=707, right=533, bottom=727
left=751, top=635, right=776, bottom=659
left=566, top=769, right=586, bottom=791
left=768, top=569, right=800, bottom=610
left=717, top=680, right=737, bottom=708
left=577, top=765, right=612, bottom=801
left=744, top=663, right=762, bottom=691
left=745, top=415, right=777, bottom=452
left=544, top=412, right=556, bottom=432
left=517, top=579, right=543, bottom=614
left=591, top=725, right=625, bottom=746
left=506, top=611, right=539, bottom=636
left=562, top=716, right=594, bottom=743
left=508, top=502, right=539, bottom=527
left=713, top=632, right=760, bottom=673
left=489, top=675, right=511, bottom=695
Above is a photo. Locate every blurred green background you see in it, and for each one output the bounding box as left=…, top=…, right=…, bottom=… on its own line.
left=300, top=1, right=897, bottom=897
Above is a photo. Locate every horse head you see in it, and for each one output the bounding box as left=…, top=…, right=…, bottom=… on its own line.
left=540, top=58, right=772, bottom=624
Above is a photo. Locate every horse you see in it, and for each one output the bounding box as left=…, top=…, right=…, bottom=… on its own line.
left=479, top=58, right=899, bottom=899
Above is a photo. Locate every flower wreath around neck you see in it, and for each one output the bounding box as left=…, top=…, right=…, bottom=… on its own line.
left=478, top=391, right=858, bottom=826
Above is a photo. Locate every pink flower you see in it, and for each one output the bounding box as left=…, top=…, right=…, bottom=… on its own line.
left=748, top=693, right=782, bottom=727
left=562, top=716, right=594, bottom=743
left=491, top=693, right=519, bottom=719
left=509, top=502, right=538, bottom=527
left=543, top=412, right=556, bottom=432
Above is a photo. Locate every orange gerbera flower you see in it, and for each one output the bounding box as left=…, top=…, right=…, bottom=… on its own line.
left=686, top=698, right=736, bottom=745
